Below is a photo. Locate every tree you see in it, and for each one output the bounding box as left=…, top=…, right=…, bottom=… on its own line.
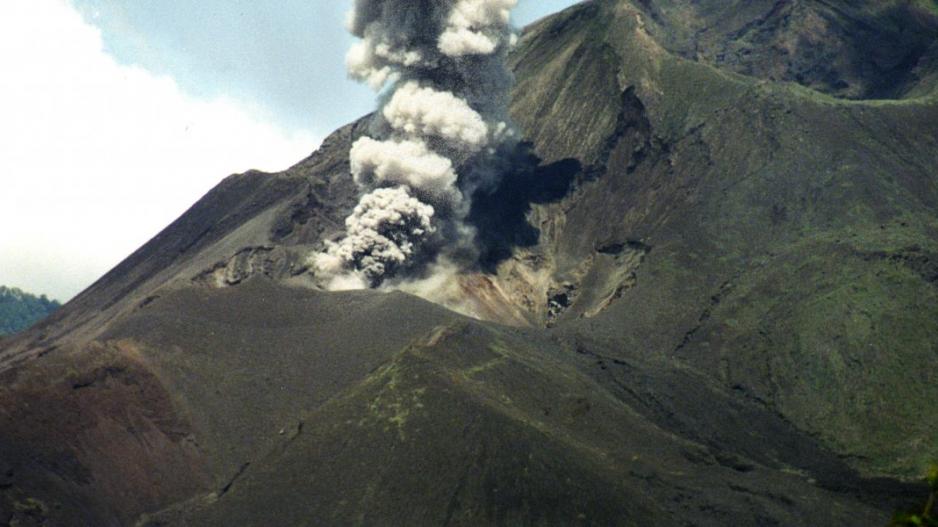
left=0, top=286, right=61, bottom=336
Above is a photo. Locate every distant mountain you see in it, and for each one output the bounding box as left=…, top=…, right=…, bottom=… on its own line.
left=0, top=286, right=59, bottom=337
left=2, top=1, right=937, bottom=526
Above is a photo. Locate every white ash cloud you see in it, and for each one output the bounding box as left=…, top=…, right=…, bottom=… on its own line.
left=311, top=0, right=519, bottom=289
left=383, top=82, right=489, bottom=150
left=440, top=0, right=516, bottom=56
left=350, top=137, right=460, bottom=206
left=312, top=186, right=435, bottom=288
left=346, top=38, right=423, bottom=90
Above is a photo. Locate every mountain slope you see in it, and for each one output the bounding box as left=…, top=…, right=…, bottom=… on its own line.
left=3, top=279, right=907, bottom=526
left=505, top=0, right=938, bottom=478
left=2, top=1, right=937, bottom=525
left=630, top=0, right=938, bottom=100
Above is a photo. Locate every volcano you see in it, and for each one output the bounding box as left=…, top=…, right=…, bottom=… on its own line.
left=2, top=1, right=938, bottom=525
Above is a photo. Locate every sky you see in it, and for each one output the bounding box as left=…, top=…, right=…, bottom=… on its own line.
left=0, top=0, right=580, bottom=302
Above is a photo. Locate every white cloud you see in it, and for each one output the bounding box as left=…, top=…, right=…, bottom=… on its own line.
left=0, top=0, right=320, bottom=301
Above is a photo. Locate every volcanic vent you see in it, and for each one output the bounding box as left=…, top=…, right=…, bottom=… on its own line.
left=180, top=2, right=665, bottom=328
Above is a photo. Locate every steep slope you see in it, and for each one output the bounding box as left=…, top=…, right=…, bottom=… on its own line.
left=630, top=0, right=938, bottom=100
left=2, top=1, right=937, bottom=526
left=503, top=0, right=938, bottom=478
left=0, top=118, right=367, bottom=370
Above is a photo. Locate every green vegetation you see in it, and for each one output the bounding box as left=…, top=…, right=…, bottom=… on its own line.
left=912, top=0, right=938, bottom=16
left=0, top=286, right=60, bottom=337
left=890, top=464, right=938, bottom=526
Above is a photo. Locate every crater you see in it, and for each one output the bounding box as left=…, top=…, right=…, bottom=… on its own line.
left=394, top=238, right=653, bottom=328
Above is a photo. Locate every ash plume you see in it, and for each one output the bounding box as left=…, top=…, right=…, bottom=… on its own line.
left=312, top=186, right=435, bottom=290
left=312, top=0, right=519, bottom=289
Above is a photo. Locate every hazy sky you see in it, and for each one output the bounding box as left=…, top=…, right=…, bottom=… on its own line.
left=0, top=0, right=579, bottom=301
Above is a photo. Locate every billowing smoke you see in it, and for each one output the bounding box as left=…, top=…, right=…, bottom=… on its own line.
left=311, top=186, right=435, bottom=290
left=311, top=0, right=519, bottom=289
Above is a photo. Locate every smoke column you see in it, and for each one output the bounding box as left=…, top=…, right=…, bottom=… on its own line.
left=311, top=0, right=519, bottom=290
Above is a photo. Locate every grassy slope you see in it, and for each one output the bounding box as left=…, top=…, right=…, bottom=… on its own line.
left=2, top=277, right=905, bottom=526
left=632, top=0, right=938, bottom=100
left=509, top=0, right=938, bottom=477
left=130, top=281, right=890, bottom=527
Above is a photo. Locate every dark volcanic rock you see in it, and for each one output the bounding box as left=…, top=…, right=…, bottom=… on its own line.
left=2, top=1, right=937, bottom=525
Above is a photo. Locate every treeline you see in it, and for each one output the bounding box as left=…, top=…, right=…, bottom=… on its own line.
left=0, top=286, right=60, bottom=337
